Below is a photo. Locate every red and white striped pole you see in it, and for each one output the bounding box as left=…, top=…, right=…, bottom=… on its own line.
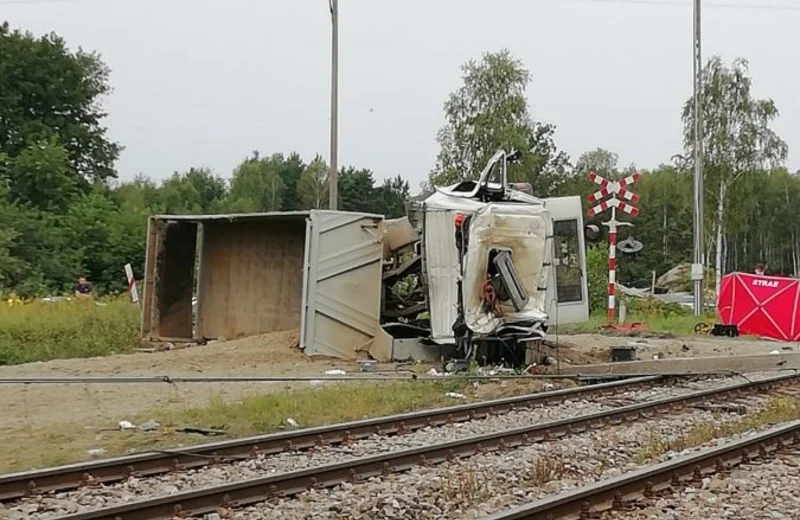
left=608, top=207, right=617, bottom=322
left=587, top=172, right=640, bottom=324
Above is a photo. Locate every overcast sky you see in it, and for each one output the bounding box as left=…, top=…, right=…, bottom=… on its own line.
left=5, top=0, right=799, bottom=190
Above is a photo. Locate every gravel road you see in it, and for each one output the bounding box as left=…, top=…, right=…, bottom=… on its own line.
left=4, top=373, right=785, bottom=520
left=601, top=453, right=800, bottom=519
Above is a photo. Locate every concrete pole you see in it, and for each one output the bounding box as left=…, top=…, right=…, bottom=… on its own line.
left=691, top=0, right=705, bottom=315
left=328, top=0, right=339, bottom=210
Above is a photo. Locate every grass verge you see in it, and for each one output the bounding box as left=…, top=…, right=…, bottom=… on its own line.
left=554, top=312, right=714, bottom=337
left=1, top=378, right=557, bottom=473
left=0, top=298, right=139, bottom=365
left=634, top=394, right=800, bottom=464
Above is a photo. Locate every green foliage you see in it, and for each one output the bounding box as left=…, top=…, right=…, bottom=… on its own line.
left=297, top=155, right=329, bottom=209
left=376, top=175, right=411, bottom=218
left=277, top=153, right=306, bottom=211
left=585, top=245, right=608, bottom=315
left=0, top=298, right=140, bottom=365
left=430, top=49, right=570, bottom=195
left=227, top=152, right=285, bottom=211
left=159, top=167, right=227, bottom=214
left=339, top=167, right=379, bottom=212
left=683, top=57, right=788, bottom=178
left=557, top=311, right=702, bottom=336
left=608, top=164, right=694, bottom=286
left=3, top=137, right=76, bottom=211
left=585, top=243, right=695, bottom=320
left=575, top=148, right=621, bottom=179
left=623, top=297, right=691, bottom=320
left=0, top=23, right=120, bottom=190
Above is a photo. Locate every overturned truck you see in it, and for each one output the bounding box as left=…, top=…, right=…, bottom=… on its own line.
left=379, top=150, right=589, bottom=366
left=140, top=151, right=588, bottom=365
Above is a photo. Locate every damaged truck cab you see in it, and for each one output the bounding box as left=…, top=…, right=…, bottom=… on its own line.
left=381, top=150, right=589, bottom=367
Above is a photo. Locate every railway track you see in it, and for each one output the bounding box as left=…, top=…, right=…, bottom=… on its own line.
left=25, top=371, right=799, bottom=520
left=481, top=419, right=800, bottom=520
left=0, top=375, right=664, bottom=502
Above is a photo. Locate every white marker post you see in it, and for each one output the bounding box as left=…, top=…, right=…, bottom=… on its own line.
left=124, top=263, right=140, bottom=308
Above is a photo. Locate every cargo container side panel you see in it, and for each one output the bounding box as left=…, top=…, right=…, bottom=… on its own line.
left=198, top=220, right=305, bottom=339
left=140, top=217, right=159, bottom=340
left=302, top=211, right=384, bottom=359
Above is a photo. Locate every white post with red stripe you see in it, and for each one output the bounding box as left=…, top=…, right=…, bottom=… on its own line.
left=587, top=172, right=640, bottom=323
left=124, top=263, right=140, bottom=306
left=608, top=207, right=617, bottom=322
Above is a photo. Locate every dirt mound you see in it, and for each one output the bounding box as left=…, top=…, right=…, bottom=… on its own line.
left=207, top=328, right=307, bottom=365
left=539, top=339, right=610, bottom=365
left=554, top=343, right=610, bottom=365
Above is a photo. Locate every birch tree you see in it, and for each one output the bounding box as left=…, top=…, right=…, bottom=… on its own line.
left=297, top=155, right=329, bottom=209
left=682, top=56, right=787, bottom=294
left=575, top=148, right=620, bottom=178
left=228, top=152, right=285, bottom=211
left=430, top=49, right=569, bottom=195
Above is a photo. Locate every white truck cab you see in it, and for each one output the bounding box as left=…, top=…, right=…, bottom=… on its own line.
left=382, top=150, right=589, bottom=366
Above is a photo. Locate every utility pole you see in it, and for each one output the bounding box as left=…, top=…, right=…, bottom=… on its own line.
left=691, top=0, right=705, bottom=315
left=328, top=0, right=339, bottom=210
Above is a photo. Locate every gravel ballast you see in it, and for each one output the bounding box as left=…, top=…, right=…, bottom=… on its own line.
left=241, top=394, right=775, bottom=519
left=601, top=453, right=800, bottom=520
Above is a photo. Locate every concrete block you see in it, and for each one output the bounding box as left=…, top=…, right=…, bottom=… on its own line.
left=557, top=353, right=800, bottom=376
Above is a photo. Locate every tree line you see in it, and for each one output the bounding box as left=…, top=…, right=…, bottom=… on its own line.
left=0, top=23, right=410, bottom=296
left=427, top=49, right=797, bottom=303
left=0, top=152, right=410, bottom=296
left=1, top=22, right=796, bottom=302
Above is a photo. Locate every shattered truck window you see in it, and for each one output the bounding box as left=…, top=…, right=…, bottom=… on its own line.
left=553, top=220, right=583, bottom=303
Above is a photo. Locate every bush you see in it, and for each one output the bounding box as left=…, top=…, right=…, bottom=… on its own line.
left=586, top=245, right=609, bottom=315
left=586, top=245, right=696, bottom=320
left=0, top=297, right=140, bottom=365
left=623, top=296, right=692, bottom=319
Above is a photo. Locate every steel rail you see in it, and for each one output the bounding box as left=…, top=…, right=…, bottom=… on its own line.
left=0, top=370, right=761, bottom=385
left=0, top=375, right=664, bottom=501
left=46, top=372, right=800, bottom=520
left=480, top=419, right=800, bottom=520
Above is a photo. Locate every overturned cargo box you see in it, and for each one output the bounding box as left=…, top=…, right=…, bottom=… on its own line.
left=140, top=211, right=391, bottom=360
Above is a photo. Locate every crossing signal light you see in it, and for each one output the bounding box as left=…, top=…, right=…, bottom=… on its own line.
left=584, top=224, right=602, bottom=242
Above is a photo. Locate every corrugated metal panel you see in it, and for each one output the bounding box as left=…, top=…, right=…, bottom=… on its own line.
left=301, top=211, right=385, bottom=359
left=424, top=210, right=461, bottom=342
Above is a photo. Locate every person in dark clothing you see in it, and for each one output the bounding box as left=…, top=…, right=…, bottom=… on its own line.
left=75, top=275, right=93, bottom=298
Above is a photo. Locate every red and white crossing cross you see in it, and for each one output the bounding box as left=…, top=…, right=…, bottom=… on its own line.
left=587, top=197, right=639, bottom=218
left=587, top=172, right=641, bottom=217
